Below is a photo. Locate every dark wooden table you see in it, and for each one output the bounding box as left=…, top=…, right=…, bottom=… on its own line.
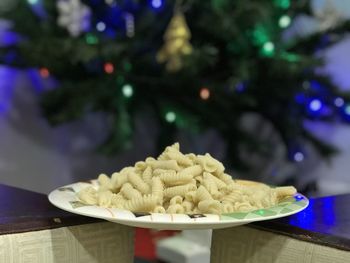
left=251, top=194, right=350, bottom=251
left=0, top=183, right=101, bottom=235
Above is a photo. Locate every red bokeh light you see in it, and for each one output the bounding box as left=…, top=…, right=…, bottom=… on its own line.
left=104, top=63, right=114, bottom=74
left=39, top=67, right=50, bottom=78
left=200, top=87, right=210, bottom=100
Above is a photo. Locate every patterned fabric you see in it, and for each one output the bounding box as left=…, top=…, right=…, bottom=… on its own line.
left=0, top=222, right=134, bottom=263
left=211, top=226, right=348, bottom=263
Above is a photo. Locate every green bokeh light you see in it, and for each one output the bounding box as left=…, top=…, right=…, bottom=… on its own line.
left=262, top=42, right=275, bottom=56
left=345, top=105, right=350, bottom=115
left=252, top=25, right=269, bottom=45
left=165, top=111, right=176, bottom=123
left=282, top=52, right=300, bottom=62
left=123, top=62, right=132, bottom=72
left=85, top=34, right=98, bottom=45
left=275, top=0, right=290, bottom=9
left=27, top=0, right=39, bottom=4
left=122, top=84, right=133, bottom=98
left=279, top=15, right=291, bottom=28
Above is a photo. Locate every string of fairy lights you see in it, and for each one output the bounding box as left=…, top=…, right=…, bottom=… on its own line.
left=21, top=0, right=350, bottom=163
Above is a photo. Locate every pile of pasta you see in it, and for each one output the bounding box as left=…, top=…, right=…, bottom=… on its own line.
left=77, top=143, right=296, bottom=214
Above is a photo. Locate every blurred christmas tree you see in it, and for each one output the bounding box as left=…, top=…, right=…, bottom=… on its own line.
left=1, top=0, right=350, bottom=171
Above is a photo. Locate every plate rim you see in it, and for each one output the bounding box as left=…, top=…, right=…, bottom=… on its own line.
left=48, top=181, right=309, bottom=229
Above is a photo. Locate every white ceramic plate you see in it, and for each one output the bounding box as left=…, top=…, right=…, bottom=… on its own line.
left=48, top=180, right=309, bottom=230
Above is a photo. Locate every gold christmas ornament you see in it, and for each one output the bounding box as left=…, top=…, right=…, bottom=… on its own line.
left=157, top=10, right=193, bottom=72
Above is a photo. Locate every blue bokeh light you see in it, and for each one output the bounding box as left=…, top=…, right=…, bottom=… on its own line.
left=96, top=22, right=106, bottom=32
left=235, top=82, right=246, bottom=93
left=334, top=97, right=344, bottom=107
left=293, top=151, right=304, bottom=162
left=294, top=194, right=304, bottom=201
left=151, top=0, right=162, bottom=8
left=308, top=99, right=322, bottom=112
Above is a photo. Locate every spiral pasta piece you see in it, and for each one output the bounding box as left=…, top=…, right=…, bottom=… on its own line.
left=189, top=179, right=197, bottom=188
left=150, top=160, right=181, bottom=171
left=182, top=200, right=194, bottom=212
left=196, top=153, right=224, bottom=173
left=170, top=195, right=183, bottom=205
left=98, top=190, right=113, bottom=207
left=167, top=204, right=185, bottom=214
left=164, top=184, right=197, bottom=199
left=198, top=200, right=221, bottom=214
left=111, top=172, right=128, bottom=190
left=120, top=183, right=142, bottom=200
left=111, top=193, right=126, bottom=208
left=212, top=191, right=222, bottom=200
left=178, top=165, right=202, bottom=178
left=142, top=166, right=153, bottom=185
left=153, top=206, right=166, bottom=213
left=128, top=172, right=150, bottom=194
left=160, top=171, right=192, bottom=186
left=98, top=173, right=111, bottom=188
left=151, top=176, right=164, bottom=204
left=202, top=178, right=218, bottom=195
left=125, top=195, right=157, bottom=212
left=213, top=163, right=225, bottom=176
left=196, top=154, right=218, bottom=173
left=154, top=169, right=176, bottom=177
left=249, top=188, right=278, bottom=209
left=185, top=152, right=196, bottom=160
left=158, top=143, right=181, bottom=160
left=203, top=172, right=226, bottom=189
left=166, top=151, right=193, bottom=167
left=274, top=186, right=297, bottom=200
left=168, top=142, right=180, bottom=151
left=221, top=202, right=234, bottom=213
left=217, top=173, right=234, bottom=185
left=77, top=186, right=97, bottom=205
left=146, top=156, right=157, bottom=162
left=98, top=184, right=110, bottom=192
left=185, top=191, right=197, bottom=203
left=194, top=175, right=203, bottom=184
left=196, top=185, right=213, bottom=202
left=135, top=161, right=147, bottom=171
left=120, top=166, right=135, bottom=175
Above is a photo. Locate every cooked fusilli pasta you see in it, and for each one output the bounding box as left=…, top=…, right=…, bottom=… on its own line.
left=77, top=143, right=297, bottom=214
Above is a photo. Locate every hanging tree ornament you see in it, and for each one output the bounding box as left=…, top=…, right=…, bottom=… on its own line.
left=156, top=2, right=193, bottom=72
left=56, top=0, right=91, bottom=37
left=312, top=0, right=344, bottom=32
left=124, top=12, right=135, bottom=38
